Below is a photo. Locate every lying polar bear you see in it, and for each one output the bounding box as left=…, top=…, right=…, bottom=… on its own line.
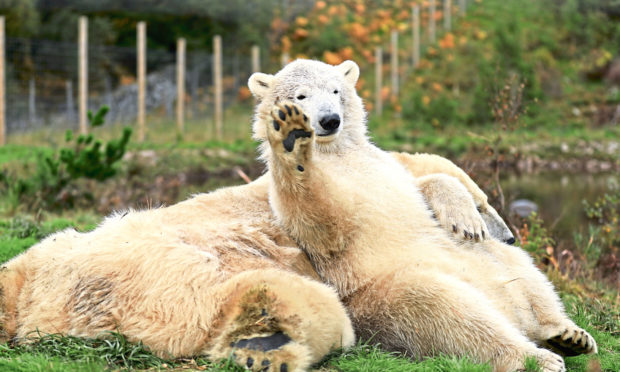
left=0, top=59, right=594, bottom=372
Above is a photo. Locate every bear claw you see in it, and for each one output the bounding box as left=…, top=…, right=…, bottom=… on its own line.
left=544, top=327, right=597, bottom=357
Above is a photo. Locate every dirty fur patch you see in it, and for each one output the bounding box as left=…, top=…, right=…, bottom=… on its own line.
left=228, top=285, right=280, bottom=342
left=67, top=277, right=116, bottom=330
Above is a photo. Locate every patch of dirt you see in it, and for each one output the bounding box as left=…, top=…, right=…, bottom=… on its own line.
left=74, top=159, right=265, bottom=215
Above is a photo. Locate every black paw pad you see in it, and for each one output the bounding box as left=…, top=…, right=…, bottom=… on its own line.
left=272, top=120, right=280, bottom=131
left=293, top=106, right=299, bottom=115
left=261, top=359, right=271, bottom=371
left=545, top=336, right=582, bottom=357
left=452, top=225, right=457, bottom=233
left=232, top=331, right=292, bottom=352
left=280, top=363, right=289, bottom=372
left=285, top=105, right=292, bottom=116
left=303, top=114, right=308, bottom=122
left=278, top=110, right=286, bottom=121
left=283, top=129, right=312, bottom=152
left=246, top=357, right=254, bottom=367
left=297, top=165, right=304, bottom=172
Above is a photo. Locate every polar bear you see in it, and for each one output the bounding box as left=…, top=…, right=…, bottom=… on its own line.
left=249, top=59, right=597, bottom=372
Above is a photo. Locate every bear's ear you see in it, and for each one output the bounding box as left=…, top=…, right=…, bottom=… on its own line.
left=335, top=60, right=360, bottom=86
left=248, top=73, right=275, bottom=100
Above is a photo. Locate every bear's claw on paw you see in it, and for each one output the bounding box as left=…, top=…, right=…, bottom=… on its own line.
left=544, top=327, right=597, bottom=357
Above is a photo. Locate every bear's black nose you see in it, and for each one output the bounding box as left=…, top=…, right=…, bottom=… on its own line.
left=319, top=114, right=340, bottom=133
left=504, top=237, right=516, bottom=245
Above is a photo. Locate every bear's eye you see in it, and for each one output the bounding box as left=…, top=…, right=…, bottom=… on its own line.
left=296, top=95, right=306, bottom=100
left=333, top=89, right=339, bottom=94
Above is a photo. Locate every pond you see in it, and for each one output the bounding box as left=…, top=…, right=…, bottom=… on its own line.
left=500, top=172, right=619, bottom=250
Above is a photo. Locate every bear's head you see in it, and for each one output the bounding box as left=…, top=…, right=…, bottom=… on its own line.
left=249, top=59, right=367, bottom=154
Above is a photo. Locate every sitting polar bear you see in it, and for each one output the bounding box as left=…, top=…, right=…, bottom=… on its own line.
left=0, top=59, right=595, bottom=372
left=250, top=59, right=597, bottom=372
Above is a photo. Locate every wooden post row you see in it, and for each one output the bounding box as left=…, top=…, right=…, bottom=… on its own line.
left=445, top=0, right=452, bottom=31
left=429, top=0, right=436, bottom=43
left=213, top=35, right=222, bottom=140
left=137, top=21, right=146, bottom=142
left=176, top=38, right=185, bottom=136
left=375, top=47, right=382, bottom=116
left=390, top=30, right=398, bottom=99
left=78, top=16, right=88, bottom=135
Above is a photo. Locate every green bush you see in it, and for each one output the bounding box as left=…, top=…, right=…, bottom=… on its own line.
left=1, top=106, right=132, bottom=211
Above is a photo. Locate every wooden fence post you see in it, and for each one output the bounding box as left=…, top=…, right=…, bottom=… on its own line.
left=281, top=52, right=289, bottom=68
left=213, top=35, right=222, bottom=140
left=390, top=30, right=398, bottom=99
left=459, top=0, right=466, bottom=16
left=137, top=21, right=146, bottom=142
left=429, top=0, right=436, bottom=43
left=78, top=16, right=88, bottom=135
left=251, top=45, right=260, bottom=73
left=0, top=17, right=4, bottom=145
left=29, top=78, right=36, bottom=125
left=66, top=80, right=74, bottom=124
left=444, top=0, right=452, bottom=31
left=375, top=47, right=382, bottom=116
left=176, top=38, right=185, bottom=137
left=412, top=5, right=420, bottom=69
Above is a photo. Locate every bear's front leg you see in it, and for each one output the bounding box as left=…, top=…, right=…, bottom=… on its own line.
left=267, top=102, right=314, bottom=185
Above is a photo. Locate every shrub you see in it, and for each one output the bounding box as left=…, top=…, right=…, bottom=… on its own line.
left=3, top=106, right=132, bottom=211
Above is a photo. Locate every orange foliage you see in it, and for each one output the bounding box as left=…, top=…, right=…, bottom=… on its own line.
left=355, top=4, right=366, bottom=14
left=324, top=50, right=343, bottom=65
left=281, top=36, right=291, bottom=53
left=315, top=1, right=327, bottom=10
left=294, top=28, right=309, bottom=40
left=348, top=22, right=370, bottom=43
left=439, top=32, right=455, bottom=49
left=318, top=14, right=329, bottom=25
left=296, top=17, right=309, bottom=27
left=339, top=46, right=354, bottom=60
left=381, top=86, right=390, bottom=101
left=237, top=86, right=252, bottom=101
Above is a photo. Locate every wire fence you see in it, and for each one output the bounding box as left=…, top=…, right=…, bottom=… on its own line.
left=5, top=35, right=259, bottom=139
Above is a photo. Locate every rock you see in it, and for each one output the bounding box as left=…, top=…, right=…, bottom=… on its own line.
left=509, top=199, right=539, bottom=218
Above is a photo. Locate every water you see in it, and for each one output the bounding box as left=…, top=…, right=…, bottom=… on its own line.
left=500, top=172, right=619, bottom=249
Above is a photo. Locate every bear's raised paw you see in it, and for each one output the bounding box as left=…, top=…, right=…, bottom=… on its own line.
left=268, top=102, right=314, bottom=169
